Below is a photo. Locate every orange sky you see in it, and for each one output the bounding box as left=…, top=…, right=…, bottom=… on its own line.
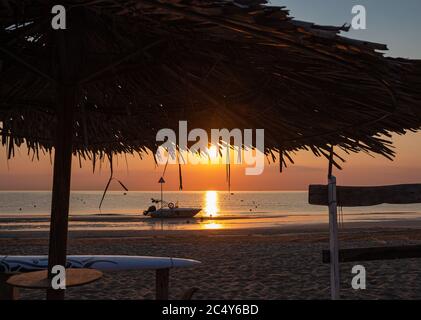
left=1, top=132, right=421, bottom=191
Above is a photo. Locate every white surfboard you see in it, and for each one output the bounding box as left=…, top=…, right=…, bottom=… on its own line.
left=0, top=255, right=201, bottom=274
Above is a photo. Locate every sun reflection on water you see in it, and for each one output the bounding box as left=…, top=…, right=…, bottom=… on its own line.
left=204, top=191, right=219, bottom=217
left=202, top=191, right=223, bottom=229
left=202, top=222, right=223, bottom=230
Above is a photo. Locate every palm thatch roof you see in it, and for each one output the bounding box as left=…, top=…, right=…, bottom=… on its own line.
left=1, top=0, right=421, bottom=165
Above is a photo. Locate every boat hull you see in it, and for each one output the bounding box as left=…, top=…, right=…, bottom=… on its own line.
left=149, top=208, right=201, bottom=218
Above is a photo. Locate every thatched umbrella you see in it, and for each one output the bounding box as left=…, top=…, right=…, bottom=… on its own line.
left=1, top=0, right=421, bottom=299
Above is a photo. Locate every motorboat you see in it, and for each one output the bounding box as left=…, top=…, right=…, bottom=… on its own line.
left=143, top=204, right=201, bottom=218
left=143, top=177, right=201, bottom=218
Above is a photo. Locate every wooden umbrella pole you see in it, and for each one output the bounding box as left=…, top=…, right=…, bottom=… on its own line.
left=46, top=85, right=76, bottom=300
left=328, top=175, right=340, bottom=300
left=327, top=146, right=340, bottom=300
left=46, top=11, right=82, bottom=300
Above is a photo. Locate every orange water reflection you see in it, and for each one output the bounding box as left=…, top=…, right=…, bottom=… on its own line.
left=204, top=191, right=219, bottom=217
left=201, top=222, right=223, bottom=230
left=202, top=191, right=223, bottom=229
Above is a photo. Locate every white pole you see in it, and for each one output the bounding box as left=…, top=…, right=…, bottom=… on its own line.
left=328, top=175, right=340, bottom=300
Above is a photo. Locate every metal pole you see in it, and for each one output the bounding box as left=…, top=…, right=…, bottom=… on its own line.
left=160, top=182, right=163, bottom=209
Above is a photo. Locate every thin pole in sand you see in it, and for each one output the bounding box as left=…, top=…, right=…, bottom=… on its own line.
left=159, top=177, right=165, bottom=209
left=328, top=146, right=340, bottom=300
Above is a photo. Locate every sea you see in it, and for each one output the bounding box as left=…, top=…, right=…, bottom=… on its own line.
left=1, top=191, right=421, bottom=232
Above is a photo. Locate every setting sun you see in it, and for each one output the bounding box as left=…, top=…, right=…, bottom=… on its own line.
left=207, top=145, right=219, bottom=160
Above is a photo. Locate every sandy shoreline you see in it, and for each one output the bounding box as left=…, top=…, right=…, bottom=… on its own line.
left=2, top=224, right=421, bottom=300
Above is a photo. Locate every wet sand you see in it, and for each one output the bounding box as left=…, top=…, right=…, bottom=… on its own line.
left=2, top=223, right=421, bottom=300
left=2, top=210, right=421, bottom=234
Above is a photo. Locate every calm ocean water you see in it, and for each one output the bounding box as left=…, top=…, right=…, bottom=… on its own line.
left=1, top=191, right=421, bottom=231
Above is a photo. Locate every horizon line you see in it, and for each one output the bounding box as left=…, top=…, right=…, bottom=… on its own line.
left=0, top=189, right=308, bottom=192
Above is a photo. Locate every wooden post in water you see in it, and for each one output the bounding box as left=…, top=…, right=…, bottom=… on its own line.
left=328, top=175, right=340, bottom=300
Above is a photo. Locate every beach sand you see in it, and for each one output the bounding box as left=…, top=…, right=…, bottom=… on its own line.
left=2, top=223, right=421, bottom=300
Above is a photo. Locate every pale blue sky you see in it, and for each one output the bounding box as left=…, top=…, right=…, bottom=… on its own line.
left=272, top=0, right=421, bottom=59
